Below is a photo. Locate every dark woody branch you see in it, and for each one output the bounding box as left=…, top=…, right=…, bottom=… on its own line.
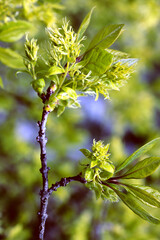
left=37, top=108, right=50, bottom=240
left=37, top=85, right=87, bottom=240
left=48, top=173, right=87, bottom=195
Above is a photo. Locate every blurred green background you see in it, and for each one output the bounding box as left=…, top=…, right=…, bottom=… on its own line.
left=0, top=0, right=160, bottom=239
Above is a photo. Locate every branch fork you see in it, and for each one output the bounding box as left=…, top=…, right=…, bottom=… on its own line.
left=37, top=87, right=86, bottom=240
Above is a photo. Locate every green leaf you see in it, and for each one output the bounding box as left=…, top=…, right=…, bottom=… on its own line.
left=115, top=189, right=160, bottom=224
left=99, top=171, right=113, bottom=181
left=0, top=21, right=32, bottom=42
left=124, top=184, right=160, bottom=208
left=83, top=48, right=113, bottom=75
left=99, top=162, right=115, bottom=173
left=85, top=168, right=94, bottom=181
left=0, top=76, right=4, bottom=88
left=116, top=58, right=138, bottom=67
left=0, top=47, right=24, bottom=69
left=101, top=185, right=119, bottom=202
left=48, top=66, right=65, bottom=75
left=120, top=157, right=160, bottom=179
left=69, top=59, right=89, bottom=71
left=80, top=149, right=92, bottom=159
left=116, top=138, right=160, bottom=173
left=87, top=24, right=124, bottom=52
left=77, top=7, right=95, bottom=42
left=90, top=159, right=99, bottom=168
left=67, top=99, right=81, bottom=108
left=57, top=106, right=65, bottom=117
left=62, top=87, right=77, bottom=100
left=57, top=92, right=69, bottom=100
left=16, top=71, right=33, bottom=82
left=92, top=182, right=103, bottom=199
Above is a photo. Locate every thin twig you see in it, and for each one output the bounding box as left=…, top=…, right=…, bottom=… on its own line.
left=48, top=174, right=87, bottom=195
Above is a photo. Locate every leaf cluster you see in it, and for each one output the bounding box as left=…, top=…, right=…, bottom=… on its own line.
left=81, top=138, right=160, bottom=224
left=20, top=8, right=137, bottom=116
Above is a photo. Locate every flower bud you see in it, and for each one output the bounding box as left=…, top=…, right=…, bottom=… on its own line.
left=31, top=79, right=45, bottom=94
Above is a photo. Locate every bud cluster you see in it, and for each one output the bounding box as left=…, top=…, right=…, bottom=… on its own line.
left=24, top=35, right=39, bottom=63
left=80, top=140, right=119, bottom=201
left=47, top=19, right=85, bottom=64
left=81, top=140, right=115, bottom=182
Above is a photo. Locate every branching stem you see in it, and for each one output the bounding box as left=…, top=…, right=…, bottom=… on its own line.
left=36, top=104, right=86, bottom=239
left=48, top=174, right=87, bottom=195
left=37, top=108, right=50, bottom=240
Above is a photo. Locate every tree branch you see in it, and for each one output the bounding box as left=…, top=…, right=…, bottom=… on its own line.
left=48, top=173, right=87, bottom=195
left=37, top=108, right=50, bottom=240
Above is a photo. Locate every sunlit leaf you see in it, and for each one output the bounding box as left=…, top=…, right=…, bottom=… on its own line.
left=69, top=59, right=89, bottom=71
left=48, top=66, right=65, bottom=75
left=99, top=171, right=113, bottom=181
left=116, top=138, right=160, bottom=173
left=80, top=149, right=92, bottom=159
left=115, top=189, right=160, bottom=224
left=90, top=159, right=99, bottom=168
left=77, top=7, right=95, bottom=42
left=16, top=71, right=33, bottom=82
left=121, top=157, right=160, bottom=179
left=0, top=21, right=32, bottom=42
left=57, top=105, right=65, bottom=117
left=87, top=24, right=124, bottom=52
left=0, top=47, right=24, bottom=69
left=99, top=162, right=114, bottom=173
left=102, top=185, right=119, bottom=202
left=116, top=58, right=138, bottom=66
left=85, top=168, right=94, bottom=181
left=62, top=87, right=77, bottom=100
left=83, top=48, right=113, bottom=75
left=124, top=184, right=160, bottom=208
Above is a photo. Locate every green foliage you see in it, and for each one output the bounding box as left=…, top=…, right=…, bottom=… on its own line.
left=0, top=47, right=24, bottom=69
left=0, top=21, right=33, bottom=42
left=115, top=190, right=160, bottom=224
left=22, top=12, right=136, bottom=116
left=83, top=48, right=113, bottom=75
left=76, top=7, right=94, bottom=42
left=86, top=24, right=124, bottom=52
left=120, top=157, right=160, bottom=179
left=123, top=184, right=160, bottom=208
left=81, top=140, right=115, bottom=182
left=81, top=139, right=160, bottom=223
left=1, top=1, right=160, bottom=239
left=116, top=138, right=160, bottom=173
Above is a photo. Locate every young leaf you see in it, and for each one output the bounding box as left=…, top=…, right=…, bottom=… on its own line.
left=0, top=21, right=32, bottom=42
left=90, top=159, right=99, bottom=168
left=48, top=66, right=65, bottom=75
left=69, top=59, right=89, bottom=71
left=116, top=138, right=160, bottom=173
left=16, top=71, right=33, bottom=82
left=124, top=184, right=160, bottom=208
left=57, top=106, right=65, bottom=117
left=115, top=189, right=160, bottom=224
left=120, top=157, right=160, bottom=179
left=115, top=58, right=138, bottom=67
left=0, top=47, right=24, bottom=69
left=83, top=48, right=113, bottom=75
left=80, top=149, right=92, bottom=159
left=62, top=87, right=77, bottom=100
left=85, top=168, right=94, bottom=182
left=86, top=24, right=124, bottom=52
left=77, top=7, right=95, bottom=42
